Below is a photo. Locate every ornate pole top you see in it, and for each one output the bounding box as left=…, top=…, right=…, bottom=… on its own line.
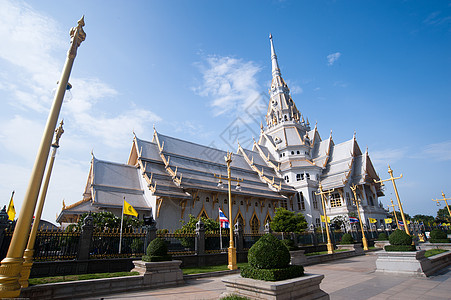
left=225, top=151, right=233, bottom=164
left=52, top=120, right=64, bottom=148
left=68, top=16, right=86, bottom=58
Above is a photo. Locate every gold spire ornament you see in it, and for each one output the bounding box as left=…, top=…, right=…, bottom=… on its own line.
left=0, top=17, right=85, bottom=298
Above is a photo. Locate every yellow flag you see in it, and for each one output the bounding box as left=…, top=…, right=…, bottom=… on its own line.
left=7, top=191, right=15, bottom=221
left=384, top=218, right=392, bottom=224
left=369, top=218, right=377, bottom=223
left=320, top=215, right=330, bottom=223
left=406, top=220, right=411, bottom=225
left=123, top=200, right=138, bottom=217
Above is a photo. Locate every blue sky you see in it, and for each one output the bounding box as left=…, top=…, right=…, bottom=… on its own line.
left=0, top=0, right=450, bottom=224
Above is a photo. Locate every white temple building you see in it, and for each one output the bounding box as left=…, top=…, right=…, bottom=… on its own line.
left=57, top=35, right=388, bottom=231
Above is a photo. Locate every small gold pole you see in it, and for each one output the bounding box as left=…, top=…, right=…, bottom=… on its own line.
left=0, top=17, right=85, bottom=298
left=20, top=120, right=64, bottom=288
left=213, top=151, right=243, bottom=270
left=432, top=192, right=451, bottom=220
left=388, top=199, right=399, bottom=225
left=350, top=184, right=368, bottom=250
left=374, top=165, right=409, bottom=235
left=315, top=184, right=334, bottom=254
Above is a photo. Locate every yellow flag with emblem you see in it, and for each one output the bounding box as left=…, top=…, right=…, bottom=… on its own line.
left=369, top=218, right=377, bottom=223
left=384, top=218, right=392, bottom=224
left=7, top=191, right=16, bottom=221
left=123, top=200, right=138, bottom=217
left=320, top=215, right=330, bottom=223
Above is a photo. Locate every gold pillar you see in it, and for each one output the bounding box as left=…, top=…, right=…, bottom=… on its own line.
left=20, top=121, right=64, bottom=288
left=350, top=184, right=368, bottom=250
left=388, top=199, right=399, bottom=225
left=432, top=192, right=451, bottom=219
left=214, top=151, right=242, bottom=270
left=375, top=165, right=409, bottom=235
left=315, top=184, right=334, bottom=254
left=0, top=18, right=85, bottom=298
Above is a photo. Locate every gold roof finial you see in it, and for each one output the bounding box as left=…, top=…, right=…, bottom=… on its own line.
left=52, top=119, right=64, bottom=148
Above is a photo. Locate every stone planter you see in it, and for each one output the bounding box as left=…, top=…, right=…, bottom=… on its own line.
left=289, top=249, right=307, bottom=265
left=336, top=244, right=364, bottom=254
left=374, top=240, right=390, bottom=249
left=132, top=260, right=184, bottom=287
left=222, top=273, right=329, bottom=300
left=375, top=250, right=428, bottom=276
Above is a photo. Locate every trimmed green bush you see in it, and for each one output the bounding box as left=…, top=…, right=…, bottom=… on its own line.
left=340, top=233, right=354, bottom=244
left=389, top=229, right=412, bottom=246
left=240, top=265, right=304, bottom=281
left=142, top=238, right=172, bottom=262
left=429, top=229, right=450, bottom=243
left=220, top=294, right=250, bottom=300
left=248, top=234, right=290, bottom=269
left=281, top=238, right=297, bottom=251
left=384, top=245, right=416, bottom=252
left=377, top=233, right=388, bottom=241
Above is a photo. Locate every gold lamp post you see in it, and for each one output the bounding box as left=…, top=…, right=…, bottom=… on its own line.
left=214, top=151, right=243, bottom=270
left=315, top=184, right=334, bottom=254
left=374, top=165, right=409, bottom=235
left=387, top=198, right=399, bottom=226
left=0, top=17, right=85, bottom=298
left=350, top=184, right=369, bottom=251
left=20, top=120, right=64, bottom=288
left=432, top=192, right=451, bottom=219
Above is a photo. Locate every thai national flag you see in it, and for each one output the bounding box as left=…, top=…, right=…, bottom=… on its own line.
left=219, top=208, right=229, bottom=229
left=349, top=217, right=359, bottom=224
left=398, top=220, right=404, bottom=226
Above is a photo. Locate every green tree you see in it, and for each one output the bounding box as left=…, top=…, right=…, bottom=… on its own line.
left=65, top=211, right=143, bottom=232
left=176, top=214, right=220, bottom=233
left=331, top=215, right=347, bottom=229
left=412, top=214, right=435, bottom=225
left=436, top=208, right=451, bottom=223
left=270, top=207, right=307, bottom=234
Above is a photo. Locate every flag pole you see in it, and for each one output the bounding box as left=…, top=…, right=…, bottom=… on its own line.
left=219, top=217, right=223, bottom=250
left=119, top=197, right=125, bottom=254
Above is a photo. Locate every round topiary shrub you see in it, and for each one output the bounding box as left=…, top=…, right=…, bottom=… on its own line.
left=388, top=229, right=412, bottom=245
left=142, top=238, right=172, bottom=262
left=340, top=233, right=354, bottom=244
left=384, top=229, right=415, bottom=251
left=241, top=234, right=304, bottom=281
left=248, top=234, right=290, bottom=269
left=377, top=233, right=388, bottom=241
left=429, top=229, right=450, bottom=243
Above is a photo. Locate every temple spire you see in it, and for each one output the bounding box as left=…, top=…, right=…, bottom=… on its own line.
left=269, top=33, right=281, bottom=78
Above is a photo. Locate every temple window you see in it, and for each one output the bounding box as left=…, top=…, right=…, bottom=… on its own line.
left=224, top=199, right=227, bottom=204
left=297, top=151, right=300, bottom=154
left=206, top=197, right=209, bottom=202
left=284, top=175, right=289, bottom=182
left=291, top=151, right=294, bottom=155
left=240, top=200, right=244, bottom=206
left=306, top=173, right=310, bottom=180
left=312, top=191, right=319, bottom=209
left=297, top=192, right=305, bottom=210
left=330, top=193, right=342, bottom=207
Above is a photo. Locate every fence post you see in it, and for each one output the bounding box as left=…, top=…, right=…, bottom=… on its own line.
left=291, top=232, right=298, bottom=248
left=264, top=222, right=272, bottom=234
left=309, top=225, right=318, bottom=246
left=234, top=221, right=243, bottom=252
left=195, top=220, right=205, bottom=255
left=0, top=207, right=9, bottom=259
left=77, top=212, right=93, bottom=261
left=143, top=215, right=156, bottom=253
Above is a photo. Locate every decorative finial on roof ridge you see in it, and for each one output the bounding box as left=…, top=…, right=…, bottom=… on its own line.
left=269, top=33, right=273, bottom=39
left=330, top=129, right=333, bottom=138
left=306, top=117, right=310, bottom=126
left=314, top=121, right=318, bottom=129
left=353, top=130, right=356, bottom=139
left=91, top=149, right=95, bottom=158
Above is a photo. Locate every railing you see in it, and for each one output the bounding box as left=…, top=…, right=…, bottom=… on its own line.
left=34, top=229, right=80, bottom=261
left=158, top=231, right=196, bottom=255
left=90, top=228, right=146, bottom=259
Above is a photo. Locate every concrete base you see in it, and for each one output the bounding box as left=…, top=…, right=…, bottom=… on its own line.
left=376, top=250, right=429, bottom=276
left=374, top=241, right=390, bottom=249
left=222, top=274, right=329, bottom=300
left=289, top=250, right=307, bottom=266
left=336, top=244, right=364, bottom=254
left=417, top=242, right=451, bottom=251
left=132, top=260, right=184, bottom=287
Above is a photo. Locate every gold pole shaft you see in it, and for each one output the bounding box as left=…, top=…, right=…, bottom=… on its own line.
left=444, top=200, right=451, bottom=218
left=226, top=156, right=237, bottom=270
left=392, top=178, right=409, bottom=235
left=0, top=18, right=85, bottom=298
left=391, top=199, right=399, bottom=225
left=319, top=191, right=333, bottom=254
left=20, top=146, right=57, bottom=288
left=351, top=185, right=368, bottom=250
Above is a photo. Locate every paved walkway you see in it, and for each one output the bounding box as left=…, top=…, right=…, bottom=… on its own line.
left=89, top=254, right=451, bottom=300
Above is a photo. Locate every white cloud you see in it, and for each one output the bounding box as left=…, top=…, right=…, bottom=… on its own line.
left=327, top=52, right=341, bottom=66
left=193, top=55, right=262, bottom=116
left=423, top=140, right=451, bottom=161
left=370, top=147, right=408, bottom=170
